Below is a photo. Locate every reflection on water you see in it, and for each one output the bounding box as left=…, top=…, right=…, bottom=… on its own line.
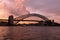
left=0, top=26, right=60, bottom=40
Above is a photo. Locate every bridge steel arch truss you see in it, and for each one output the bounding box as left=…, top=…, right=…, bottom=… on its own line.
left=14, top=14, right=49, bottom=24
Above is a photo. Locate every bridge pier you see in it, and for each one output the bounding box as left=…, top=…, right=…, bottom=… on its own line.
left=8, top=15, right=14, bottom=25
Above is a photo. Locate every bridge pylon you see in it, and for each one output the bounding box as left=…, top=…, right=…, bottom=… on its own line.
left=8, top=15, right=14, bottom=25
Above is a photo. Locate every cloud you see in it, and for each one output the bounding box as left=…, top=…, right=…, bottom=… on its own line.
left=0, top=0, right=29, bottom=18
left=4, top=0, right=29, bottom=16
left=24, top=0, right=60, bottom=15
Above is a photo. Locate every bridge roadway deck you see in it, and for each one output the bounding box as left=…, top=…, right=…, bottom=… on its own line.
left=14, top=20, right=41, bottom=22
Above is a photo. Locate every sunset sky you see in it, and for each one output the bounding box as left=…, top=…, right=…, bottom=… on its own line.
left=0, top=0, right=60, bottom=23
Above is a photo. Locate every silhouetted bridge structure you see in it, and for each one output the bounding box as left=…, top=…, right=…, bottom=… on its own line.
left=8, top=13, right=49, bottom=25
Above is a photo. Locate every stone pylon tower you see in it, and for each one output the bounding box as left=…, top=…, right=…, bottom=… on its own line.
left=8, top=15, right=14, bottom=25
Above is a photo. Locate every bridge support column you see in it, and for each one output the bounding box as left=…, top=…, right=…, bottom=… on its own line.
left=8, top=15, right=14, bottom=25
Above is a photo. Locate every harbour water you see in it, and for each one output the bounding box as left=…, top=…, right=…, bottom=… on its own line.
left=0, top=26, right=60, bottom=40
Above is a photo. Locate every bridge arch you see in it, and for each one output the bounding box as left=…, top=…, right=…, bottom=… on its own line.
left=15, top=13, right=49, bottom=21
left=14, top=13, right=49, bottom=24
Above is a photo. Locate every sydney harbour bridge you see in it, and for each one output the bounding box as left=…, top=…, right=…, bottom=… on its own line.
left=8, top=13, right=54, bottom=26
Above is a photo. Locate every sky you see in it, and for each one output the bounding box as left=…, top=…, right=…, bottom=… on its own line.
left=0, top=0, right=60, bottom=23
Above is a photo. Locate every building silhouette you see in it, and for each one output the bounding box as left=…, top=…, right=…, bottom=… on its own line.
left=8, top=15, right=14, bottom=25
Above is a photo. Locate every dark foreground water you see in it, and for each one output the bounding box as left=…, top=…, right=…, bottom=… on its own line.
left=0, top=26, right=60, bottom=40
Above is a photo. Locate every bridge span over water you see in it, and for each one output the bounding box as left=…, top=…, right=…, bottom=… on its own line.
left=8, top=13, right=49, bottom=25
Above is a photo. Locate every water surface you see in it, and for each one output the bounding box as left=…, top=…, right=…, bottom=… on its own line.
left=0, top=26, right=60, bottom=40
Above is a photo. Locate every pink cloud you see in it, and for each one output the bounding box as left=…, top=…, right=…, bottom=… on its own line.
left=0, top=0, right=29, bottom=18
